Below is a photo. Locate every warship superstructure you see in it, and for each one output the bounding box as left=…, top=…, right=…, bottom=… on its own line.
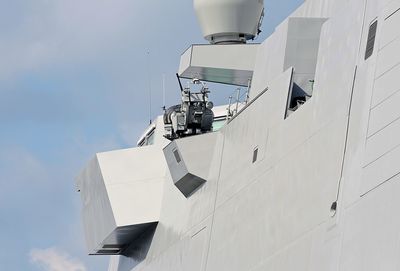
left=77, top=0, right=400, bottom=270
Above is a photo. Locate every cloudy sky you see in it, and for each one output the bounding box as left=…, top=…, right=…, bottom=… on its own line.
left=0, top=0, right=303, bottom=270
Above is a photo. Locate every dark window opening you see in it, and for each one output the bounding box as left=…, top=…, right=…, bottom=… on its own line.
left=285, top=80, right=312, bottom=118
left=288, top=83, right=309, bottom=111
left=252, top=148, right=259, bottom=163
left=173, top=149, right=181, bottom=163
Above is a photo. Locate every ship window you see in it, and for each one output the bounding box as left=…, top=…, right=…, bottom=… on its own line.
left=137, top=128, right=155, bottom=147
left=173, top=149, right=181, bottom=163
left=146, top=130, right=155, bottom=145
left=252, top=147, right=258, bottom=163
left=212, top=117, right=226, bottom=131
left=365, top=20, right=378, bottom=60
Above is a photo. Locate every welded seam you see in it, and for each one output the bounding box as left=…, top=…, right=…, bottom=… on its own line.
left=203, top=133, right=226, bottom=271
left=335, top=65, right=358, bottom=203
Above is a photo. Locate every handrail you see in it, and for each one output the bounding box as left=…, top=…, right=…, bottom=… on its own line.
left=227, top=86, right=269, bottom=124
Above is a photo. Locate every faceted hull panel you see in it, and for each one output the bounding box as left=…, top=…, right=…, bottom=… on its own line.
left=76, top=145, right=167, bottom=254
left=164, top=133, right=219, bottom=197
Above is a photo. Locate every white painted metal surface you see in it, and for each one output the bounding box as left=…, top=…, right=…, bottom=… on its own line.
left=77, top=0, right=400, bottom=270
left=179, top=44, right=259, bottom=86
left=76, top=145, right=167, bottom=255
left=193, top=0, right=264, bottom=43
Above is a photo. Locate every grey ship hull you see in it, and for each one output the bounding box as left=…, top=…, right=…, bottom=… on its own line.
left=78, top=0, right=400, bottom=270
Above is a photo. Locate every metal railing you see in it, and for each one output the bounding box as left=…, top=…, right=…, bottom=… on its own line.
left=227, top=79, right=252, bottom=120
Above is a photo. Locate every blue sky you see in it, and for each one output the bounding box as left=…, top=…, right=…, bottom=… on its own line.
left=0, top=0, right=303, bottom=270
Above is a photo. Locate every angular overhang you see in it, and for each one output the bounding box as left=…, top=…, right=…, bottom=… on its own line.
left=76, top=145, right=166, bottom=255
left=178, top=44, right=259, bottom=86
left=163, top=132, right=220, bottom=197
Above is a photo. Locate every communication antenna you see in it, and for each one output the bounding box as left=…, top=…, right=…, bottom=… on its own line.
left=162, top=74, right=166, bottom=112
left=146, top=50, right=152, bottom=124
left=176, top=73, right=184, bottom=92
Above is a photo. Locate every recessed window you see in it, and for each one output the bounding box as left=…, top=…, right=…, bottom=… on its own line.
left=212, top=117, right=227, bottom=131
left=146, top=130, right=155, bottom=145
left=252, top=148, right=259, bottom=163
left=173, top=149, right=181, bottom=163
left=138, top=128, right=156, bottom=147
left=365, top=20, right=378, bottom=60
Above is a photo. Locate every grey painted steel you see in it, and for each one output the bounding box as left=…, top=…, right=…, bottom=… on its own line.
left=178, top=44, right=259, bottom=86
left=76, top=0, right=400, bottom=270
left=284, top=17, right=326, bottom=95
left=76, top=144, right=167, bottom=255
left=163, top=133, right=219, bottom=197
left=193, top=0, right=264, bottom=43
left=164, top=141, right=206, bottom=198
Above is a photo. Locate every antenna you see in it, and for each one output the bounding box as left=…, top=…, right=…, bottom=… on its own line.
left=176, top=73, right=184, bottom=92
left=162, top=74, right=166, bottom=112
left=146, top=50, right=152, bottom=124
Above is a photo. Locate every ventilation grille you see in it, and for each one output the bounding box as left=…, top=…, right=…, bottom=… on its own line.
left=95, top=249, right=121, bottom=255
left=365, top=20, right=378, bottom=60
left=92, top=244, right=126, bottom=255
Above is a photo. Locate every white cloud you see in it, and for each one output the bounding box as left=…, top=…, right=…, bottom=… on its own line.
left=30, top=247, right=87, bottom=271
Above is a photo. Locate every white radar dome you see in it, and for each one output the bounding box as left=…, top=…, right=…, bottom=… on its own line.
left=194, top=0, right=264, bottom=44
